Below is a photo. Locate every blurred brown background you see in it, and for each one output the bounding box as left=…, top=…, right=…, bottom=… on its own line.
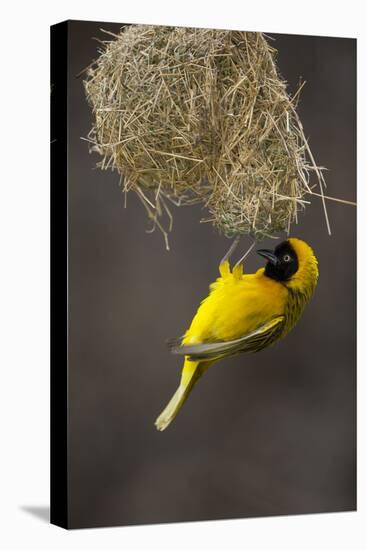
left=66, top=21, right=356, bottom=528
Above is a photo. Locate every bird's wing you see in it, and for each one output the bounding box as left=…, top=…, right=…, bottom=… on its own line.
left=168, top=316, right=285, bottom=360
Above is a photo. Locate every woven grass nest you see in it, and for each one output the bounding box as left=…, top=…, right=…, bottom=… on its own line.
left=84, top=25, right=327, bottom=248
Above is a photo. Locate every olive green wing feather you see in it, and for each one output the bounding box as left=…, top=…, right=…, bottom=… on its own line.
left=169, top=316, right=285, bottom=360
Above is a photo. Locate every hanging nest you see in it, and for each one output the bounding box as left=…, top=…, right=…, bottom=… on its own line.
left=84, top=25, right=327, bottom=248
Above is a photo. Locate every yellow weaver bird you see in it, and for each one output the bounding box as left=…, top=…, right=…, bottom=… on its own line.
left=155, top=237, right=319, bottom=431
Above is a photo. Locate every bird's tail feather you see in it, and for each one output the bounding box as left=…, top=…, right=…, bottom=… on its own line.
left=155, top=361, right=201, bottom=431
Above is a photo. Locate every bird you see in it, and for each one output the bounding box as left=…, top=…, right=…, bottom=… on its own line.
left=155, top=237, right=319, bottom=431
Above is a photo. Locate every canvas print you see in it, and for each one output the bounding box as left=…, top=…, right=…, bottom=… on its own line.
left=51, top=20, right=356, bottom=529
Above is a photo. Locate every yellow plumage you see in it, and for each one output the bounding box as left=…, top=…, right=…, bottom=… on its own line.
left=155, top=238, right=319, bottom=431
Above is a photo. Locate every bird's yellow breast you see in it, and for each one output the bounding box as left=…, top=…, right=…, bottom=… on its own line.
left=183, top=264, right=288, bottom=344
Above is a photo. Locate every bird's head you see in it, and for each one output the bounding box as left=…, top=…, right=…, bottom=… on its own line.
left=257, top=238, right=319, bottom=294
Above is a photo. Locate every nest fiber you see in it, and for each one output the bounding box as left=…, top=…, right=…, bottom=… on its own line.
left=84, top=25, right=325, bottom=245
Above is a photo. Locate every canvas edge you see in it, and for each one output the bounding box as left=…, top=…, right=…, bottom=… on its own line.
left=50, top=20, right=69, bottom=530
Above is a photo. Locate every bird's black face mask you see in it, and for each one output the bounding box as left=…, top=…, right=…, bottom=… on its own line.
left=257, top=241, right=299, bottom=282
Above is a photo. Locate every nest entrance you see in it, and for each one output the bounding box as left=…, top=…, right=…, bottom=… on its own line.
left=84, top=26, right=328, bottom=248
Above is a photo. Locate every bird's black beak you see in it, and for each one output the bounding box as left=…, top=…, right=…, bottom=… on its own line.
left=257, top=249, right=278, bottom=266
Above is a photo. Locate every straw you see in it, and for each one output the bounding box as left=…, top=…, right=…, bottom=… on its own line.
left=84, top=26, right=328, bottom=247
